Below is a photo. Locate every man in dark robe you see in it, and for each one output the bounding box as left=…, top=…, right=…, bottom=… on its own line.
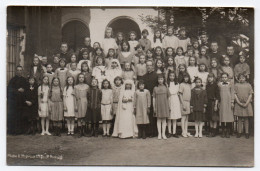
left=143, top=60, right=158, bottom=137
left=7, top=66, right=28, bottom=135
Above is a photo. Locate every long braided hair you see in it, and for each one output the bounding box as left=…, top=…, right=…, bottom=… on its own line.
left=49, top=77, right=63, bottom=100
left=40, top=76, right=50, bottom=99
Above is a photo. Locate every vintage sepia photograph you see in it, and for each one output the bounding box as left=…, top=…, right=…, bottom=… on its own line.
left=6, top=6, right=254, bottom=166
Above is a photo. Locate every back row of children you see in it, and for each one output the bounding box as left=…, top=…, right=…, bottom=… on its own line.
left=21, top=26, right=253, bottom=140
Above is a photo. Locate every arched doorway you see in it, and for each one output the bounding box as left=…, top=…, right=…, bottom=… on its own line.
left=62, top=20, right=90, bottom=52
left=107, top=17, right=141, bottom=40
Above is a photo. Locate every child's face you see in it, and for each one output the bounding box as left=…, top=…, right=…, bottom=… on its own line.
left=199, top=65, right=206, bottom=72
left=82, top=52, right=89, bottom=59
left=137, top=47, right=143, bottom=53
left=239, top=75, right=246, bottom=83
left=61, top=44, right=68, bottom=52
left=117, top=34, right=123, bottom=41
left=96, top=49, right=102, bottom=56
left=155, top=31, right=161, bottom=38
left=167, top=28, right=173, bottom=35
left=158, top=77, right=164, bottom=85
left=155, top=48, right=162, bottom=55
left=211, top=43, right=218, bottom=52
left=29, top=78, right=35, bottom=85
left=221, top=74, right=228, bottom=82
left=140, top=56, right=146, bottom=64
left=211, top=60, right=217, bottom=68
left=142, top=32, right=148, bottom=38
left=201, top=35, right=208, bottom=43
left=108, top=50, right=114, bottom=57
left=201, top=48, right=206, bottom=55
left=208, top=76, right=214, bottom=83
left=84, top=38, right=91, bottom=46
left=115, top=79, right=122, bottom=86
left=180, top=30, right=186, bottom=37
left=33, top=58, right=39, bottom=66
left=187, top=50, right=193, bottom=56
left=156, top=60, right=162, bottom=68
left=106, top=30, right=112, bottom=38
left=111, top=61, right=118, bottom=69
left=93, top=43, right=100, bottom=49
left=147, top=50, right=153, bottom=58
left=67, top=77, right=74, bottom=85
left=97, top=58, right=103, bottom=65
left=195, top=79, right=202, bottom=87
left=43, top=77, right=49, bottom=85
left=125, top=83, right=132, bottom=90
left=193, top=42, right=199, bottom=49
left=82, top=64, right=89, bottom=72
left=125, top=63, right=131, bottom=70
left=47, top=65, right=53, bottom=72
left=54, top=56, right=59, bottom=63
left=189, top=57, right=196, bottom=66
left=227, top=47, right=234, bottom=55
left=71, top=55, right=76, bottom=62
left=71, top=63, right=77, bottom=70
left=184, top=76, right=189, bottom=83
left=179, top=66, right=185, bottom=72
left=168, top=58, right=174, bottom=66
left=78, top=75, right=84, bottom=83
left=167, top=48, right=173, bottom=56
left=224, top=57, right=230, bottom=66
left=239, top=56, right=246, bottom=63
left=139, top=84, right=145, bottom=90
left=103, top=81, right=109, bottom=89
left=42, top=57, right=48, bottom=64
left=130, top=33, right=136, bottom=40
left=91, top=79, right=98, bottom=87
left=122, top=43, right=128, bottom=51
left=177, top=49, right=183, bottom=55
left=169, top=73, right=175, bottom=81
left=53, top=79, right=59, bottom=86
left=60, top=61, right=66, bottom=68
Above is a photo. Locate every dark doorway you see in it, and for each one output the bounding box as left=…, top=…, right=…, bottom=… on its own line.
left=62, top=20, right=90, bottom=52
left=108, top=17, right=141, bottom=40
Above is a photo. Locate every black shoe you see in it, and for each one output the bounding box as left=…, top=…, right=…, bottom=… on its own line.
left=245, top=133, right=249, bottom=139
left=173, top=134, right=179, bottom=138
left=82, top=126, right=87, bottom=137
left=166, top=133, right=171, bottom=138
left=78, top=126, right=82, bottom=138
left=226, top=129, right=230, bottom=138
left=212, top=129, right=216, bottom=137
left=236, top=133, right=241, bottom=138
left=221, top=129, right=226, bottom=138
left=142, top=130, right=146, bottom=139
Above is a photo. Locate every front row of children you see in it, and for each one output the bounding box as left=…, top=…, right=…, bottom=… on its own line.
left=25, top=67, right=253, bottom=140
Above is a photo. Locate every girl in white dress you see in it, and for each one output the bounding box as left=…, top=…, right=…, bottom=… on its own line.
left=102, top=27, right=118, bottom=55
left=151, top=29, right=163, bottom=49
left=112, top=79, right=138, bottom=138
left=77, top=49, right=92, bottom=71
left=128, top=31, right=139, bottom=53
left=101, top=79, right=113, bottom=137
left=92, top=57, right=106, bottom=89
left=63, top=76, right=77, bottom=135
left=197, top=63, right=209, bottom=90
left=106, top=59, right=122, bottom=87
left=187, top=56, right=199, bottom=88
left=167, top=71, right=182, bottom=138
left=38, top=76, right=51, bottom=135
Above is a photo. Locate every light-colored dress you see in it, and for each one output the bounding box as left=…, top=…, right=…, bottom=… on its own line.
left=106, top=68, right=122, bottom=87
left=55, top=68, right=69, bottom=89
left=179, top=83, right=191, bottom=115
left=112, top=85, right=122, bottom=115
left=163, top=35, right=179, bottom=50
left=187, top=66, right=199, bottom=84
left=77, top=59, right=92, bottom=71
left=153, top=85, right=170, bottom=118
left=168, top=82, right=182, bottom=119
left=128, top=40, right=139, bottom=53
left=68, top=69, right=81, bottom=82
left=175, top=55, right=188, bottom=68
left=197, top=72, right=209, bottom=90
left=101, top=89, right=113, bottom=121
left=218, top=82, right=234, bottom=122
left=49, top=86, right=63, bottom=121
left=118, top=51, right=134, bottom=65
left=178, top=37, right=191, bottom=52
left=134, top=89, right=151, bottom=124
left=43, top=72, right=55, bottom=86
left=122, top=70, right=136, bottom=81
left=234, top=83, right=253, bottom=117
left=102, top=38, right=118, bottom=55
left=92, top=65, right=106, bottom=89
left=38, top=85, right=49, bottom=117
left=74, top=84, right=89, bottom=118
left=63, top=86, right=75, bottom=117
left=151, top=39, right=163, bottom=49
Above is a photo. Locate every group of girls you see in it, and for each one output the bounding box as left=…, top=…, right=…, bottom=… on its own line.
left=18, top=26, right=253, bottom=140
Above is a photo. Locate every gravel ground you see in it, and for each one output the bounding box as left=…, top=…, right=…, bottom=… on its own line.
left=6, top=133, right=254, bottom=167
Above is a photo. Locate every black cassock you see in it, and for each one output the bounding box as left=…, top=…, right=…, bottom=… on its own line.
left=7, top=75, right=28, bottom=135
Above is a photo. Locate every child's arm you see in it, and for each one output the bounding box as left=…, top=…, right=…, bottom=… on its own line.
left=72, top=89, right=78, bottom=112
left=63, top=89, right=67, bottom=111
left=147, top=90, right=151, bottom=110
left=230, top=84, right=235, bottom=109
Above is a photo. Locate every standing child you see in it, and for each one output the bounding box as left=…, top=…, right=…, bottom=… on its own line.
left=87, top=79, right=102, bottom=137
left=92, top=57, right=106, bottom=89
left=77, top=49, right=92, bottom=71
left=165, top=47, right=175, bottom=64
left=177, top=64, right=187, bottom=83
left=55, top=58, right=69, bottom=90
left=23, top=77, right=38, bottom=135
left=106, top=59, right=122, bottom=87
left=63, top=76, right=77, bottom=135
left=122, top=62, right=136, bottom=81
left=197, top=63, right=209, bottom=90
left=179, top=73, right=192, bottom=137
left=209, top=58, right=221, bottom=82
left=128, top=31, right=139, bottom=53
left=135, top=55, right=147, bottom=81
left=74, top=73, right=89, bottom=137
left=218, top=73, right=234, bottom=138
left=112, top=79, right=138, bottom=138
left=175, top=47, right=188, bottom=69
left=146, top=49, right=154, bottom=64
left=219, top=56, right=234, bottom=83
left=28, top=56, right=45, bottom=85
left=38, top=76, right=51, bottom=135
left=153, top=74, right=170, bottom=140
left=67, top=62, right=81, bottom=82
left=165, top=57, right=176, bottom=82
left=162, top=26, right=179, bottom=50
left=102, top=27, right=118, bottom=55
left=190, top=77, right=208, bottom=138
left=139, top=29, right=151, bottom=51
left=105, top=48, right=117, bottom=68
left=101, top=79, right=113, bottom=137
left=151, top=29, right=163, bottom=49
left=44, top=64, right=55, bottom=86
left=48, top=77, right=63, bottom=136
left=192, top=40, right=200, bottom=58
left=115, top=32, right=125, bottom=51
left=234, top=74, right=253, bottom=139
left=133, top=44, right=145, bottom=67
left=118, top=41, right=134, bottom=67
left=154, top=46, right=165, bottom=61
left=52, top=54, right=60, bottom=72
left=167, top=71, right=182, bottom=138
left=187, top=56, right=198, bottom=86
left=134, top=80, right=151, bottom=139
left=234, top=54, right=250, bottom=82
left=66, top=53, right=78, bottom=70
left=178, top=27, right=191, bottom=52
left=197, top=47, right=210, bottom=68
left=206, top=73, right=220, bottom=137
left=155, top=59, right=165, bottom=75
left=80, top=62, right=92, bottom=86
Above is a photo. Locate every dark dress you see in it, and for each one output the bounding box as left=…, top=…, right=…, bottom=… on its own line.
left=190, top=87, right=208, bottom=121
left=7, top=75, right=28, bottom=134
left=206, top=83, right=220, bottom=121
left=86, top=86, right=102, bottom=123
left=28, top=65, right=45, bottom=85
